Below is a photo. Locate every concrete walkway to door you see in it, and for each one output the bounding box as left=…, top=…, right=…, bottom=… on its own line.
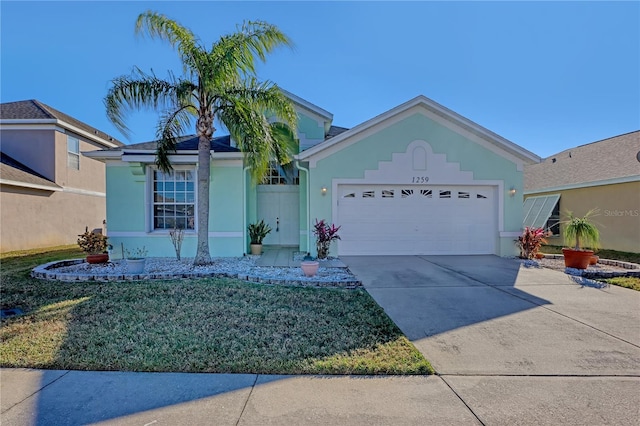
left=343, top=255, right=640, bottom=425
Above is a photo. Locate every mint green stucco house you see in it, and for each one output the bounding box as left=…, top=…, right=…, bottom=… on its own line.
left=85, top=92, right=540, bottom=258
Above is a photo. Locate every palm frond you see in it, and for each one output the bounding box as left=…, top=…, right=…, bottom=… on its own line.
left=155, top=105, right=197, bottom=172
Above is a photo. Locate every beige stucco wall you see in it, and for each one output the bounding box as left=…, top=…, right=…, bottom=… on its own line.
left=53, top=131, right=106, bottom=192
left=0, top=185, right=106, bottom=252
left=529, top=181, right=640, bottom=253
left=1, top=129, right=56, bottom=180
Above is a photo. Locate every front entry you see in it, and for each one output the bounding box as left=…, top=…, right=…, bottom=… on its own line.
left=256, top=185, right=299, bottom=246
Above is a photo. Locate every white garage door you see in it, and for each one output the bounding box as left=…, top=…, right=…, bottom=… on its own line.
left=337, top=185, right=497, bottom=255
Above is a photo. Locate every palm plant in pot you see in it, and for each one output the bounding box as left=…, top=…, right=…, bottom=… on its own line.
left=248, top=220, right=272, bottom=255
left=562, top=209, right=600, bottom=269
left=77, top=227, right=109, bottom=264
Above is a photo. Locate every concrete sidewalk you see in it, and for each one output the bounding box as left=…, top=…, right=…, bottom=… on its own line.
left=1, top=369, right=478, bottom=425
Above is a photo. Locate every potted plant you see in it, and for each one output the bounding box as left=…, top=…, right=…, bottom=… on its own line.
left=77, top=227, right=109, bottom=264
left=248, top=220, right=272, bottom=255
left=515, top=227, right=549, bottom=260
left=312, top=219, right=341, bottom=259
left=561, top=209, right=600, bottom=269
left=125, top=246, right=148, bottom=274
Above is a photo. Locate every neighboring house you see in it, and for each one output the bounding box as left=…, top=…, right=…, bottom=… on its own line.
left=0, top=100, right=123, bottom=252
left=523, top=131, right=640, bottom=253
left=85, top=92, right=540, bottom=258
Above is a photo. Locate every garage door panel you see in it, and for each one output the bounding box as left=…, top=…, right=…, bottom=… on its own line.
left=337, top=185, right=497, bottom=255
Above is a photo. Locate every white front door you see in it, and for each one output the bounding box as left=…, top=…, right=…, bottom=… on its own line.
left=337, top=184, right=497, bottom=255
left=257, top=185, right=299, bottom=246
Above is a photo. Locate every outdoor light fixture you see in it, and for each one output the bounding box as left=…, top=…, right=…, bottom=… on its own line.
left=509, top=187, right=517, bottom=197
left=321, top=186, right=327, bottom=196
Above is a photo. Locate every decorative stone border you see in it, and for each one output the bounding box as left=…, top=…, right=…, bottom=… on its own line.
left=541, top=254, right=640, bottom=278
left=31, top=259, right=362, bottom=289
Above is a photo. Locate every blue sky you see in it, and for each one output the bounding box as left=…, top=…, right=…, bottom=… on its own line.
left=2, top=1, right=638, bottom=158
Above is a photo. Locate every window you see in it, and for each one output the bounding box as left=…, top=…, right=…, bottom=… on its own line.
left=67, top=136, right=80, bottom=170
left=458, top=191, right=470, bottom=199
left=420, top=189, right=432, bottom=197
left=261, top=162, right=299, bottom=185
left=382, top=189, right=394, bottom=198
left=362, top=191, right=375, bottom=198
left=153, top=169, right=195, bottom=230
left=546, top=199, right=561, bottom=235
left=439, top=190, right=451, bottom=199
left=476, top=193, right=487, bottom=199
left=401, top=189, right=414, bottom=198
left=342, top=192, right=356, bottom=198
left=522, top=194, right=560, bottom=231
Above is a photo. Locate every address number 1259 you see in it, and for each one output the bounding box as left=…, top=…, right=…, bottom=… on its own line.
left=412, top=176, right=429, bottom=183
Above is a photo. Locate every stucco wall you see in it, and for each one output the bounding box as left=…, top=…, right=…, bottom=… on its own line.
left=529, top=181, right=640, bottom=253
left=54, top=131, right=106, bottom=192
left=0, top=185, right=105, bottom=252
left=105, top=160, right=245, bottom=258
left=1, top=129, right=56, bottom=180
left=306, top=112, right=524, bottom=257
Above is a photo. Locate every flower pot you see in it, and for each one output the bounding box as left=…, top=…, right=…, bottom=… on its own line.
left=562, top=248, right=594, bottom=270
left=250, top=244, right=263, bottom=255
left=535, top=253, right=545, bottom=259
left=127, top=258, right=146, bottom=274
left=590, top=255, right=599, bottom=265
left=301, top=261, right=319, bottom=277
left=86, top=253, right=109, bottom=264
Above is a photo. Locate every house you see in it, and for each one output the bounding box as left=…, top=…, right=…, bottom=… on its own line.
left=85, top=92, right=540, bottom=258
left=523, top=131, right=640, bottom=253
left=0, top=100, right=123, bottom=252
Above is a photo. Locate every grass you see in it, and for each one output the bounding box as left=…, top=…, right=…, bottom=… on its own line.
left=541, top=245, right=640, bottom=291
left=0, top=246, right=433, bottom=375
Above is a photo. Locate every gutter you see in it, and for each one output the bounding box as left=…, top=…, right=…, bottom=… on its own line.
left=295, top=160, right=311, bottom=253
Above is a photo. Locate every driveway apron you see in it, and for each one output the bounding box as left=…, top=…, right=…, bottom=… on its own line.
left=343, top=255, right=640, bottom=425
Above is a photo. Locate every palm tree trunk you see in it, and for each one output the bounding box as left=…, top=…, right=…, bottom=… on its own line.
left=194, top=116, right=213, bottom=265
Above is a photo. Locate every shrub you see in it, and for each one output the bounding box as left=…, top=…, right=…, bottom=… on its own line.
left=313, top=219, right=341, bottom=259
left=248, top=220, right=272, bottom=245
left=77, top=227, right=109, bottom=255
left=516, top=227, right=548, bottom=259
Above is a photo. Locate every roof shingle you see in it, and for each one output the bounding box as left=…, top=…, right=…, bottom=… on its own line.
left=0, top=152, right=61, bottom=190
left=525, top=131, right=640, bottom=191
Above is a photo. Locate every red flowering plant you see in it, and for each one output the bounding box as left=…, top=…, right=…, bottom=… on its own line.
left=313, top=219, right=341, bottom=259
left=515, top=226, right=549, bottom=259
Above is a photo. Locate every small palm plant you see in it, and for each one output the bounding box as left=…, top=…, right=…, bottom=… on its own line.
left=563, top=209, right=600, bottom=251
left=248, top=220, right=272, bottom=245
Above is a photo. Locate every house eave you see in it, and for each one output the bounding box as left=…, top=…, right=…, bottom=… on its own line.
left=295, top=95, right=541, bottom=165
left=281, top=89, right=333, bottom=121
left=0, top=178, right=62, bottom=192
left=83, top=149, right=244, bottom=163
left=524, top=175, right=640, bottom=195
left=0, top=119, right=121, bottom=148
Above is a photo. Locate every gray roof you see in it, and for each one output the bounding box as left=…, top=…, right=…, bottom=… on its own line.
left=0, top=100, right=124, bottom=147
left=325, top=125, right=349, bottom=140
left=525, top=130, right=640, bottom=191
left=120, top=134, right=239, bottom=153
left=0, top=152, right=61, bottom=190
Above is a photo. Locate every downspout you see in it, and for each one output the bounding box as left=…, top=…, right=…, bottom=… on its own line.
left=295, top=160, right=311, bottom=253
left=242, top=165, right=250, bottom=255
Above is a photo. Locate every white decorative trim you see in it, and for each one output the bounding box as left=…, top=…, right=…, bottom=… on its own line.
left=296, top=95, right=540, bottom=167
left=0, top=178, right=61, bottom=192
left=62, top=186, right=106, bottom=197
left=107, top=231, right=242, bottom=238
left=0, top=123, right=65, bottom=133
left=524, top=175, right=640, bottom=195
left=330, top=141, right=506, bottom=234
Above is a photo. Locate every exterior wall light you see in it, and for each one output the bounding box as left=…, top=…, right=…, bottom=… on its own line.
left=509, top=187, right=517, bottom=197
left=321, top=186, right=327, bottom=196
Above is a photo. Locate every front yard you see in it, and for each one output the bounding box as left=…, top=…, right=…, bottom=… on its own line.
left=0, top=247, right=433, bottom=375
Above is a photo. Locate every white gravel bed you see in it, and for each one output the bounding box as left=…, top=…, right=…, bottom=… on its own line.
left=518, top=256, right=640, bottom=278
left=43, top=256, right=359, bottom=285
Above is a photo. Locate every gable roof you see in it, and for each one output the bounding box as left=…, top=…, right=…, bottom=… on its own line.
left=525, top=130, right=640, bottom=192
left=0, top=152, right=61, bottom=191
left=280, top=89, right=333, bottom=121
left=0, top=100, right=124, bottom=148
left=295, top=95, right=541, bottom=165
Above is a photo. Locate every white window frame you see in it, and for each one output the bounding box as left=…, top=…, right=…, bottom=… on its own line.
left=147, top=165, right=197, bottom=233
left=67, top=135, right=80, bottom=170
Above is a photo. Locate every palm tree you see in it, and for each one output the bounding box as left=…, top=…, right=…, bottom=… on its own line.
left=105, top=11, right=297, bottom=265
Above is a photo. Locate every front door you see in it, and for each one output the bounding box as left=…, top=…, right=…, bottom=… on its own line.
left=257, top=185, right=299, bottom=246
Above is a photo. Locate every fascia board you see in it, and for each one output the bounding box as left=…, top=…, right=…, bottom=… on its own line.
left=281, top=89, right=333, bottom=121
left=0, top=178, right=62, bottom=192
left=0, top=119, right=121, bottom=148
left=524, top=175, right=640, bottom=195
left=296, top=95, right=541, bottom=165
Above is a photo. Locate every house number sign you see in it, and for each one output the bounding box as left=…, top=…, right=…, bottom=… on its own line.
left=411, top=176, right=430, bottom=183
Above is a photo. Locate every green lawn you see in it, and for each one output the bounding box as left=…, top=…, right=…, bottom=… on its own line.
left=0, top=247, right=433, bottom=375
left=541, top=245, right=640, bottom=291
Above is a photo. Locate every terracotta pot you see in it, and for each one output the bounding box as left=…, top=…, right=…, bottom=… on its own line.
left=590, top=255, right=599, bottom=265
left=562, top=248, right=594, bottom=269
left=86, top=253, right=109, bottom=264
left=250, top=244, right=263, bottom=255
left=535, top=253, right=545, bottom=259
left=301, top=261, right=319, bottom=277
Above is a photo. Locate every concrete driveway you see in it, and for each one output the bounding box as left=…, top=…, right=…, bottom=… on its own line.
left=344, top=255, right=640, bottom=425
